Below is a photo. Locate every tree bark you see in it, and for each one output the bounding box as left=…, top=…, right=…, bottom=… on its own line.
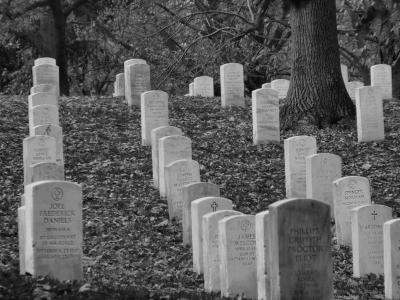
left=281, top=0, right=355, bottom=129
left=52, top=10, right=69, bottom=96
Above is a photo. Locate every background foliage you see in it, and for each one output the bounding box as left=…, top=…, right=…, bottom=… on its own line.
left=1, top=0, right=398, bottom=96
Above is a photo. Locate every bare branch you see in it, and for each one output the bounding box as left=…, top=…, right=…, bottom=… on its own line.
left=64, top=0, right=90, bottom=16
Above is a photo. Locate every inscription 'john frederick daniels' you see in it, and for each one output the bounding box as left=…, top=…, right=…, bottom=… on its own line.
left=24, top=181, right=82, bottom=280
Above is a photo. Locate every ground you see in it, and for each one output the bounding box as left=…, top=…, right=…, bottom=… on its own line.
left=0, top=94, right=399, bottom=299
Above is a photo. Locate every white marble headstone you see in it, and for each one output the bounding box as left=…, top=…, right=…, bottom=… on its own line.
left=220, top=63, right=245, bottom=107
left=114, top=73, right=125, bottom=97
left=123, top=58, right=147, bottom=105
left=194, top=76, right=214, bottom=97
left=181, top=182, right=220, bottom=245
left=306, top=153, right=342, bottom=217
left=384, top=219, right=400, bottom=300
left=341, top=64, right=349, bottom=83
left=165, top=159, right=200, bottom=221
left=33, top=124, right=64, bottom=167
left=158, top=135, right=192, bottom=198
left=345, top=81, right=364, bottom=103
left=356, top=86, right=384, bottom=142
left=219, top=215, right=256, bottom=299
left=202, top=210, right=242, bottom=292
left=252, top=88, right=280, bottom=145
left=28, top=93, right=58, bottom=109
left=30, top=84, right=58, bottom=95
left=126, top=63, right=151, bottom=106
left=269, top=198, right=333, bottom=300
left=255, top=210, right=270, bottom=300
left=352, top=204, right=392, bottom=277
left=151, top=126, right=183, bottom=189
left=24, top=180, right=83, bottom=280
left=141, top=90, right=168, bottom=146
left=191, top=197, right=233, bottom=274
left=284, top=136, right=317, bottom=198
left=332, top=176, right=371, bottom=246
left=23, top=136, right=57, bottom=185
left=270, top=79, right=289, bottom=99
left=32, top=64, right=59, bottom=96
left=371, top=64, right=392, bottom=99
left=29, top=104, right=59, bottom=136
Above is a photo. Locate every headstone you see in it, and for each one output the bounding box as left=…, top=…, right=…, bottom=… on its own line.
left=33, top=124, right=64, bottom=166
left=32, top=64, right=59, bottom=96
left=356, top=86, right=385, bottom=142
left=27, top=162, right=64, bottom=185
left=341, top=64, right=349, bottom=83
left=345, top=81, right=364, bottom=103
left=24, top=180, right=83, bottom=280
left=141, top=90, right=168, bottom=146
left=125, top=62, right=150, bottom=106
left=18, top=206, right=26, bottom=274
left=34, top=57, right=56, bottom=66
left=332, top=176, right=371, bottom=246
left=384, top=219, right=400, bottom=300
left=203, top=210, right=243, bottom=293
left=255, top=210, right=270, bottom=300
left=194, top=76, right=214, bottom=97
left=371, top=64, right=392, bottom=99
left=251, top=88, right=280, bottom=145
left=351, top=204, right=392, bottom=277
left=23, top=136, right=57, bottom=185
left=191, top=197, right=233, bottom=274
left=158, top=135, right=192, bottom=198
left=29, top=105, right=59, bottom=136
left=114, top=73, right=125, bottom=97
left=220, top=63, right=245, bottom=107
left=219, top=215, right=257, bottom=299
left=269, top=198, right=333, bottom=300
left=306, top=153, right=342, bottom=217
left=30, top=84, right=58, bottom=95
left=270, top=79, right=289, bottom=99
left=123, top=58, right=146, bottom=103
left=151, top=126, right=183, bottom=189
left=262, top=83, right=271, bottom=89
left=165, top=159, right=200, bottom=221
left=189, top=82, right=194, bottom=96
left=284, top=136, right=317, bottom=198
left=182, top=182, right=220, bottom=245
left=28, top=93, right=58, bottom=109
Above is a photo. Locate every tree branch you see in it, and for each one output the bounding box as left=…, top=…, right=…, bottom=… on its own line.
left=64, top=0, right=90, bottom=16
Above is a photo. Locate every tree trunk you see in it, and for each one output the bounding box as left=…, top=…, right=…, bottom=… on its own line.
left=281, top=0, right=355, bottom=129
left=52, top=11, right=70, bottom=96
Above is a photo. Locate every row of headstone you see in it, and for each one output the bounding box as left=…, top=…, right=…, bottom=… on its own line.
left=115, top=59, right=151, bottom=106
left=341, top=63, right=393, bottom=100
left=18, top=58, right=83, bottom=281
left=113, top=73, right=125, bottom=97
left=185, top=63, right=244, bottom=106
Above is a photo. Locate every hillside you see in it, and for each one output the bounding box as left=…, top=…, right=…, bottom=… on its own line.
left=0, top=94, right=399, bottom=299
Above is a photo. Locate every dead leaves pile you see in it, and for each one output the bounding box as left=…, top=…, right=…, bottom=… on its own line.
left=0, top=94, right=399, bottom=299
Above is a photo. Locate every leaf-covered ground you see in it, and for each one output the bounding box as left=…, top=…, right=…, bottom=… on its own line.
left=0, top=94, right=399, bottom=299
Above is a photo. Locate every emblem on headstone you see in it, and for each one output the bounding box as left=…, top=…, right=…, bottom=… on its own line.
left=45, top=125, right=52, bottom=135
left=240, top=219, right=251, bottom=232
left=348, top=179, right=357, bottom=190
left=371, top=210, right=378, bottom=220
left=211, top=201, right=218, bottom=212
left=51, top=187, right=63, bottom=201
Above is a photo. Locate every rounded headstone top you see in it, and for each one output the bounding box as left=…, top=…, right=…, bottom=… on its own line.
left=124, top=58, right=147, bottom=68
left=34, top=57, right=56, bottom=66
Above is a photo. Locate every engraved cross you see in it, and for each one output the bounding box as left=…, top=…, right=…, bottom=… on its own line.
left=371, top=211, right=378, bottom=220
left=211, top=201, right=218, bottom=212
